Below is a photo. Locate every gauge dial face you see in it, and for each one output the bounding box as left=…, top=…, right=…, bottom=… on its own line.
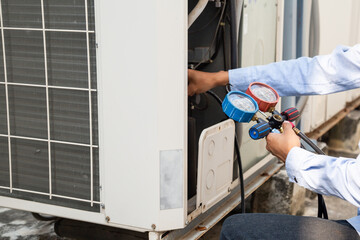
left=250, top=84, right=278, bottom=102
left=228, top=93, right=256, bottom=112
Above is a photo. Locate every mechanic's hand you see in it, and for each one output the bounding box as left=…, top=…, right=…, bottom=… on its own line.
left=188, top=69, right=229, bottom=96
left=266, top=121, right=300, bottom=162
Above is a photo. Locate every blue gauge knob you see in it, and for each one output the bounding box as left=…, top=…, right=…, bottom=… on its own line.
left=249, top=121, right=271, bottom=140
left=222, top=91, right=259, bottom=123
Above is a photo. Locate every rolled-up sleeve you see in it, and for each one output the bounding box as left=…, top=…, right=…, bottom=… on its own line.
left=285, top=147, right=360, bottom=208
left=229, top=44, right=360, bottom=97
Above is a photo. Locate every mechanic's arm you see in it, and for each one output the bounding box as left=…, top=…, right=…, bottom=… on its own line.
left=188, top=44, right=360, bottom=96
left=188, top=69, right=229, bottom=96
left=267, top=122, right=360, bottom=208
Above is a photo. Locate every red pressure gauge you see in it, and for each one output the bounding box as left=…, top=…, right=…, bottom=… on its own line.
left=246, top=82, right=279, bottom=112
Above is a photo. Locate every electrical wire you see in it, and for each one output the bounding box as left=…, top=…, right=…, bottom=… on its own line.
left=206, top=90, right=246, bottom=214
left=189, top=7, right=222, bottom=34
left=193, top=0, right=227, bottom=69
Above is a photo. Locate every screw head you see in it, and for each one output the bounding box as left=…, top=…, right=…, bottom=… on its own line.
left=151, top=224, right=156, bottom=230
left=105, top=216, right=110, bottom=222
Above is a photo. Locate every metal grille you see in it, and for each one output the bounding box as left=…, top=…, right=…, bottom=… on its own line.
left=0, top=0, right=100, bottom=212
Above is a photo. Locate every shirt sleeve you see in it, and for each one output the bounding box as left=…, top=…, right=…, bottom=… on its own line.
left=286, top=147, right=360, bottom=208
left=229, top=44, right=360, bottom=97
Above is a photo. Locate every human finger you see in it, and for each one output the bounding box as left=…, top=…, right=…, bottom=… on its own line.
left=282, top=121, right=294, bottom=134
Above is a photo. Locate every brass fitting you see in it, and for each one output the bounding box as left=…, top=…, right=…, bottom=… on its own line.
left=292, top=127, right=301, bottom=135
left=268, top=107, right=275, bottom=113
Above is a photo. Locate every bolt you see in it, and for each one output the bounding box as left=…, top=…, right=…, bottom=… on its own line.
left=105, top=216, right=110, bottom=222
left=215, top=0, right=221, bottom=7
left=185, top=220, right=189, bottom=225
left=100, top=204, right=105, bottom=209
left=228, top=187, right=231, bottom=192
left=151, top=224, right=156, bottom=230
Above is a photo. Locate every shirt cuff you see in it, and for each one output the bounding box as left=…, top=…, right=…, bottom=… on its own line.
left=228, top=68, right=254, bottom=92
left=285, top=147, right=308, bottom=184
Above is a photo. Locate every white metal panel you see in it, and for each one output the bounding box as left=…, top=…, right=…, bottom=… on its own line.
left=96, top=0, right=187, bottom=231
left=350, top=0, right=360, bottom=46
left=241, top=0, right=278, bottom=67
left=347, top=89, right=360, bottom=102
left=300, top=97, right=312, bottom=133
left=275, top=0, right=284, bottom=62
left=326, top=93, right=347, bottom=120
left=310, top=96, right=326, bottom=130
left=317, top=0, right=353, bottom=54
left=155, top=0, right=188, bottom=231
left=196, top=120, right=235, bottom=213
left=238, top=0, right=278, bottom=171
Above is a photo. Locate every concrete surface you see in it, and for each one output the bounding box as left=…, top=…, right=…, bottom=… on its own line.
left=251, top=168, right=306, bottom=216
left=0, top=208, right=64, bottom=240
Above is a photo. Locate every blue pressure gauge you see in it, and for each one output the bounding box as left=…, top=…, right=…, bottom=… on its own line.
left=222, top=91, right=259, bottom=123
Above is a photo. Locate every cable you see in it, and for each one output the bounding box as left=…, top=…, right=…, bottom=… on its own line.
left=193, top=0, right=227, bottom=69
left=207, top=90, right=246, bottom=213
left=189, top=8, right=222, bottom=34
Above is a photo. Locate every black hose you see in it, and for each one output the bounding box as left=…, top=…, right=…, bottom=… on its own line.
left=234, top=134, right=246, bottom=213
left=297, top=131, right=328, bottom=219
left=32, top=212, right=59, bottom=221
left=298, top=132, right=325, bottom=155
left=228, top=0, right=245, bottom=213
left=207, top=90, right=246, bottom=213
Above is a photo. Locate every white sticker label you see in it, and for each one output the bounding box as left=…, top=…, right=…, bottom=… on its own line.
left=160, top=150, right=183, bottom=210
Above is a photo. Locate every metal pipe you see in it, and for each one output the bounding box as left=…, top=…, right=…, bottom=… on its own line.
left=188, top=0, right=209, bottom=29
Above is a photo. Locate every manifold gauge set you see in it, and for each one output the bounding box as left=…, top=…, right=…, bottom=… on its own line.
left=222, top=82, right=300, bottom=139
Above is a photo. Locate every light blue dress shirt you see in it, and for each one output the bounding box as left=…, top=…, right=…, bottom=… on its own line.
left=229, top=44, right=360, bottom=235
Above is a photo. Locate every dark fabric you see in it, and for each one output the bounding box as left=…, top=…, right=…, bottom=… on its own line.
left=220, top=213, right=360, bottom=240
left=333, top=219, right=356, bottom=228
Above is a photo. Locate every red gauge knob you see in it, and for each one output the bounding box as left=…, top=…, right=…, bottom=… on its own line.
left=281, top=107, right=300, bottom=122
left=246, top=82, right=279, bottom=112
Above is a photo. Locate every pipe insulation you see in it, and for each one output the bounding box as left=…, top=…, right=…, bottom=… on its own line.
left=188, top=0, right=209, bottom=29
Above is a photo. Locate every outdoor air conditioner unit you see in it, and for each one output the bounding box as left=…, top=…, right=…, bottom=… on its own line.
left=0, top=0, right=191, bottom=233
left=0, top=0, right=283, bottom=239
